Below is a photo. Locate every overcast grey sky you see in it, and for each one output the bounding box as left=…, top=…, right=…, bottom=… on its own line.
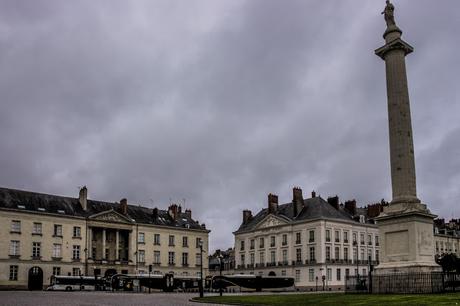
left=0, top=0, right=459, bottom=251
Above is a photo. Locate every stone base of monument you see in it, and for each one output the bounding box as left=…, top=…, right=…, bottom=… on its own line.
left=371, top=205, right=441, bottom=293
left=374, top=204, right=441, bottom=275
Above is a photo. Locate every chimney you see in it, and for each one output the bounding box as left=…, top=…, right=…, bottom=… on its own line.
left=185, top=209, right=192, bottom=219
left=292, top=187, right=304, bottom=217
left=120, top=198, right=128, bottom=215
left=79, top=186, right=88, bottom=211
left=168, top=204, right=179, bottom=220
left=243, top=210, right=252, bottom=224
left=327, top=196, right=339, bottom=210
left=344, top=199, right=357, bottom=215
left=152, top=207, right=159, bottom=220
left=311, top=190, right=316, bottom=198
left=367, top=203, right=383, bottom=218
left=268, top=193, right=278, bottom=214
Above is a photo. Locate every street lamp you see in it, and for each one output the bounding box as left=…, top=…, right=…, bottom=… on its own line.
left=218, top=254, right=223, bottom=296
left=199, top=240, right=204, bottom=298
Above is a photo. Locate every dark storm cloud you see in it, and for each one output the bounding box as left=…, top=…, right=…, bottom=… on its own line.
left=0, top=0, right=459, bottom=251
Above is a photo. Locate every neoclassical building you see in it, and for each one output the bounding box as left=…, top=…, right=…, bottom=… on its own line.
left=0, top=186, right=209, bottom=289
left=233, top=187, right=380, bottom=291
left=434, top=219, right=460, bottom=257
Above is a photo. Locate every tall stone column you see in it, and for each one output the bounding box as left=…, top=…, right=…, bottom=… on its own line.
left=374, top=1, right=439, bottom=275
left=102, top=228, right=107, bottom=260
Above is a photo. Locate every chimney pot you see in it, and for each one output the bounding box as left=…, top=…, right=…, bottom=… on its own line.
left=293, top=187, right=304, bottom=217
left=311, top=190, right=316, bottom=198
left=243, top=210, right=252, bottom=224
left=327, top=196, right=340, bottom=210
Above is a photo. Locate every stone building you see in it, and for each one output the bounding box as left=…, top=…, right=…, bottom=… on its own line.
left=434, top=219, right=460, bottom=257
left=0, top=186, right=209, bottom=289
left=233, top=187, right=380, bottom=291
left=208, top=248, right=235, bottom=277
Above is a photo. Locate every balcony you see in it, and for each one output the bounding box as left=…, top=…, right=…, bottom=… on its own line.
left=237, top=264, right=245, bottom=269
left=344, top=239, right=349, bottom=243
left=376, top=242, right=380, bottom=246
left=368, top=242, right=372, bottom=246
left=309, top=239, right=315, bottom=243
left=292, top=260, right=303, bottom=266
left=246, top=264, right=254, bottom=269
left=326, top=238, right=331, bottom=242
left=335, top=239, right=340, bottom=243
left=255, top=263, right=265, bottom=268
left=266, top=262, right=277, bottom=267
left=278, top=261, right=289, bottom=266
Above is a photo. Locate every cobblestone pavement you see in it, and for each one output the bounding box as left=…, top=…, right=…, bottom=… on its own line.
left=0, top=291, right=226, bottom=306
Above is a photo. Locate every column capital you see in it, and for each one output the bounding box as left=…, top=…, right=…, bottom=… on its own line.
left=375, top=38, right=414, bottom=60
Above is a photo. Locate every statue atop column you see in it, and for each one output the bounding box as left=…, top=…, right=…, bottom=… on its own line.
left=382, top=0, right=396, bottom=27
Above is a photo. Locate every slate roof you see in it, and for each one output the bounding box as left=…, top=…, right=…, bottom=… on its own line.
left=236, top=196, right=371, bottom=233
left=0, top=187, right=207, bottom=231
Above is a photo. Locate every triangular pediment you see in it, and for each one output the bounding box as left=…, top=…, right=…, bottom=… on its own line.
left=89, top=209, right=133, bottom=223
left=255, top=214, right=289, bottom=229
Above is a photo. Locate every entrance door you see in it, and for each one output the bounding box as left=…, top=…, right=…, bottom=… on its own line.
left=28, top=266, right=43, bottom=290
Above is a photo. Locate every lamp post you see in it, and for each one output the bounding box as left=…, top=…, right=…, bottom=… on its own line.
left=353, top=241, right=359, bottom=286
left=199, top=240, right=204, bottom=298
left=218, top=254, right=223, bottom=296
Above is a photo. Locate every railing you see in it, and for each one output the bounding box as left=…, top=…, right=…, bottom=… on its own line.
left=345, top=272, right=460, bottom=294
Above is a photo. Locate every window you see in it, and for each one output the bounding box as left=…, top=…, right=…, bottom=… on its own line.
left=295, top=232, right=301, bottom=244
left=138, top=232, right=145, bottom=244
left=327, top=268, right=332, bottom=281
left=154, top=270, right=161, bottom=275
left=283, top=249, right=288, bottom=263
left=375, top=235, right=379, bottom=246
left=196, top=237, right=202, bottom=248
left=270, top=251, right=276, bottom=263
left=11, top=220, right=21, bottom=233
left=326, top=230, right=331, bottom=242
left=138, top=250, right=145, bottom=263
left=32, top=242, right=41, bottom=258
left=270, top=236, right=276, bottom=247
left=240, top=254, right=245, bottom=265
left=352, top=233, right=357, bottom=244
left=183, top=236, right=188, bottom=247
left=250, top=239, right=255, bottom=250
left=259, top=252, right=265, bottom=264
left=32, top=223, right=42, bottom=235
left=376, top=250, right=380, bottom=262
left=105, top=248, right=109, bottom=259
left=337, top=268, right=341, bottom=281
left=335, top=247, right=340, bottom=259
left=309, top=269, right=314, bottom=282
left=309, top=230, right=315, bottom=242
left=344, top=247, right=349, bottom=261
left=326, top=246, right=331, bottom=261
left=169, top=235, right=175, bottom=246
left=250, top=253, right=255, bottom=265
left=295, top=270, right=301, bottom=282
left=368, top=234, right=372, bottom=245
left=335, top=230, right=340, bottom=242
left=53, top=225, right=62, bottom=237
left=281, top=270, right=286, bottom=276
left=353, top=248, right=358, bottom=261
left=9, top=241, right=20, bottom=256
left=154, top=234, right=161, bottom=245
left=368, top=249, right=372, bottom=261
left=345, top=269, right=350, bottom=278
left=360, top=249, right=365, bottom=260
left=310, top=247, right=315, bottom=261
left=92, top=247, right=96, bottom=259
left=168, top=252, right=175, bottom=265
left=72, top=268, right=81, bottom=276
left=72, top=245, right=80, bottom=260
left=9, top=265, right=18, bottom=281
left=240, top=240, right=245, bottom=251
left=362, top=268, right=367, bottom=276
left=196, top=253, right=202, bottom=266
left=283, top=234, right=288, bottom=246
left=52, top=267, right=61, bottom=276
left=73, top=226, right=81, bottom=238
left=52, top=244, right=62, bottom=258
left=182, top=253, right=188, bottom=266
left=296, top=248, right=302, bottom=262
left=344, top=231, right=349, bottom=243
left=360, top=233, right=365, bottom=245
left=154, top=251, right=161, bottom=264
left=259, top=237, right=265, bottom=248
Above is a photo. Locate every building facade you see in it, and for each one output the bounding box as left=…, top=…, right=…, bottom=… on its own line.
left=434, top=219, right=460, bottom=257
left=233, top=188, right=380, bottom=291
left=0, top=186, right=209, bottom=289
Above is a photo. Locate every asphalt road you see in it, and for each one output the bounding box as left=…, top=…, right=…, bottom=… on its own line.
left=0, top=291, right=225, bottom=306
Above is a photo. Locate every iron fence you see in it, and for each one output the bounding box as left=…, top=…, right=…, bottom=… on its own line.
left=345, top=272, right=460, bottom=294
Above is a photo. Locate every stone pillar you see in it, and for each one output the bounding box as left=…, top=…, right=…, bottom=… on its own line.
left=88, top=227, right=93, bottom=259
left=374, top=1, right=439, bottom=275
left=116, top=230, right=120, bottom=261
left=102, top=228, right=106, bottom=260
